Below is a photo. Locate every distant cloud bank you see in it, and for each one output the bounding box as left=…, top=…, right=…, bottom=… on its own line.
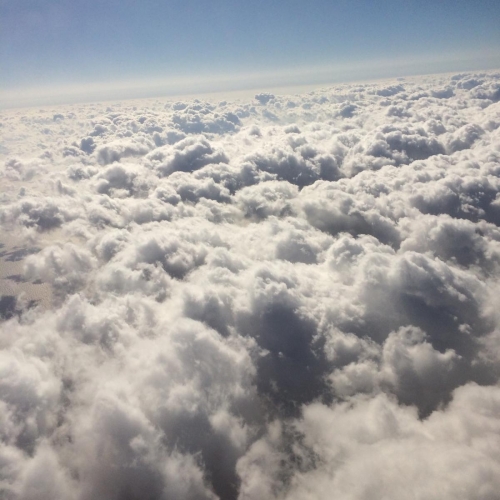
left=1, top=70, right=500, bottom=500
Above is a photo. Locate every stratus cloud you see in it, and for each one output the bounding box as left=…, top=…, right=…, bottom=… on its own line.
left=1, top=70, right=500, bottom=500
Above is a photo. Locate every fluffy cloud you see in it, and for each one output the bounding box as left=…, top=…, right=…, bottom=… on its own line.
left=1, top=70, right=500, bottom=500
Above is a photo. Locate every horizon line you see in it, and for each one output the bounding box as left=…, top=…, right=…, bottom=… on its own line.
left=1, top=49, right=499, bottom=110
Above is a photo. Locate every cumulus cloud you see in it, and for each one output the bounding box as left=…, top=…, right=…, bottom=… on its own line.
left=1, top=70, right=500, bottom=499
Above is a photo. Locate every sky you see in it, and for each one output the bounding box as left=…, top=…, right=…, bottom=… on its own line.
left=3, top=3, right=500, bottom=500
left=1, top=0, right=500, bottom=106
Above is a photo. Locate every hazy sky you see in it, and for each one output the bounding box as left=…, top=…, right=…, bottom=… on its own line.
left=1, top=0, right=500, bottom=104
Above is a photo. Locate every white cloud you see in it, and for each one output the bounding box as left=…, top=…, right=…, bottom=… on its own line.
left=1, top=70, right=500, bottom=499
left=237, top=383, right=500, bottom=500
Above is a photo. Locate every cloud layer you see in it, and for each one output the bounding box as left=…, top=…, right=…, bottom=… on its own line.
left=1, top=71, right=500, bottom=500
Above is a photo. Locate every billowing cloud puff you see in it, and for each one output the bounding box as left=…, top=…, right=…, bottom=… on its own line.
left=1, top=70, right=500, bottom=500
left=145, top=137, right=228, bottom=177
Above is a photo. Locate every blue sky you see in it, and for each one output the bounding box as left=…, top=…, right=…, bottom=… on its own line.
left=1, top=0, right=500, bottom=104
